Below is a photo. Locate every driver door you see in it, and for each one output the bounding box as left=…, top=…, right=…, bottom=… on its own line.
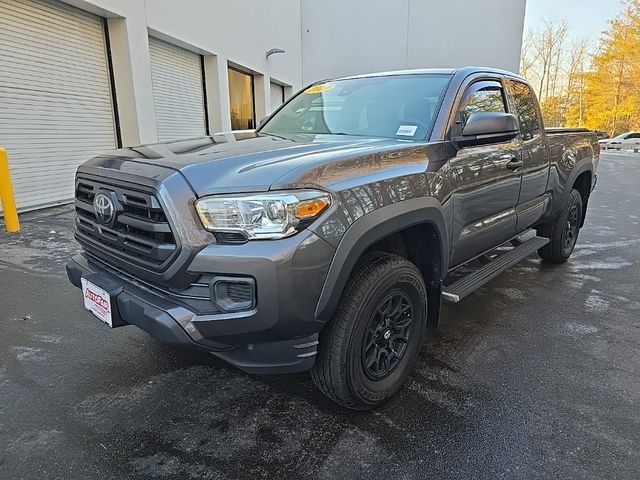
left=448, top=79, right=523, bottom=267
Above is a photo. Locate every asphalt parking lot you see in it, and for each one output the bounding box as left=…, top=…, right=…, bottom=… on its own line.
left=1, top=151, right=639, bottom=479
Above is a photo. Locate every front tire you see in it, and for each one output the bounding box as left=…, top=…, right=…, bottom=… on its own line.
left=537, top=188, right=583, bottom=263
left=311, top=253, right=427, bottom=410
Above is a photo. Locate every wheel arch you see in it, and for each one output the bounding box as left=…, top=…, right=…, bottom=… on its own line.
left=314, top=197, right=449, bottom=322
left=571, top=169, right=592, bottom=227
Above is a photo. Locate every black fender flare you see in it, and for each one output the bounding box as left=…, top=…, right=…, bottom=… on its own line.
left=562, top=159, right=594, bottom=205
left=560, top=158, right=594, bottom=226
left=314, top=197, right=449, bottom=322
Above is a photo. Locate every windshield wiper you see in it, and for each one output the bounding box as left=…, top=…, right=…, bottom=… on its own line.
left=267, top=131, right=384, bottom=139
left=285, top=131, right=379, bottom=138
left=259, top=132, right=290, bottom=141
left=326, top=132, right=388, bottom=138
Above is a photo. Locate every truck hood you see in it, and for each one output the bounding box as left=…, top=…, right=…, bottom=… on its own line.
left=86, top=132, right=426, bottom=196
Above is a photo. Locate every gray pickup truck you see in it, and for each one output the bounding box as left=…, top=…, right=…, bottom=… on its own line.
left=67, top=67, right=599, bottom=410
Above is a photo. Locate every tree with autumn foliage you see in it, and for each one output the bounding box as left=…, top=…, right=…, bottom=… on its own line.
left=566, top=0, right=640, bottom=135
left=521, top=0, right=640, bottom=135
left=521, top=17, right=590, bottom=128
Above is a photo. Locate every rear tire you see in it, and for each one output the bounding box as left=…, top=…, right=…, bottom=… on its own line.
left=537, top=189, right=583, bottom=264
left=311, top=253, right=427, bottom=410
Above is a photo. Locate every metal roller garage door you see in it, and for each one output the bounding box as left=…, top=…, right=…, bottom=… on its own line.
left=270, top=82, right=285, bottom=112
left=0, top=0, right=117, bottom=214
left=149, top=37, right=207, bottom=142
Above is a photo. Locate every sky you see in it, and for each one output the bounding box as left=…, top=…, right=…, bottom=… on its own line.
left=524, top=0, right=626, bottom=42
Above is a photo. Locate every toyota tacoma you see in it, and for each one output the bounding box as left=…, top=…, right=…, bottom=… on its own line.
left=67, top=67, right=599, bottom=410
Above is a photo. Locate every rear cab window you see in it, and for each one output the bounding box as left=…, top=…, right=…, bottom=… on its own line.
left=508, top=80, right=542, bottom=141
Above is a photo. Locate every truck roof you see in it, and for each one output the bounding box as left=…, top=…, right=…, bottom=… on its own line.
left=335, top=66, right=525, bottom=82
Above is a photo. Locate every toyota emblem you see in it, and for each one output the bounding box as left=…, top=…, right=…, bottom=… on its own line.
left=93, top=192, right=115, bottom=224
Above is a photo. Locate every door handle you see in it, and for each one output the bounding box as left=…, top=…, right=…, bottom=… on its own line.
left=506, top=158, right=523, bottom=171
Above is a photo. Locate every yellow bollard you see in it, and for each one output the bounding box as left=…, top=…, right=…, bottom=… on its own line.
left=0, top=147, right=20, bottom=233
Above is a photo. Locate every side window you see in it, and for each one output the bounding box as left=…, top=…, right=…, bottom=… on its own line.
left=460, top=85, right=506, bottom=125
left=509, top=80, right=541, bottom=141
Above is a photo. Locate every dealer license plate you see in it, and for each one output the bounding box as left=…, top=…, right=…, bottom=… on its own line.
left=81, top=278, right=113, bottom=327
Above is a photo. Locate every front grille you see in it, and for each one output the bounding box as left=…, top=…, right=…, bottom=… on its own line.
left=74, top=178, right=178, bottom=271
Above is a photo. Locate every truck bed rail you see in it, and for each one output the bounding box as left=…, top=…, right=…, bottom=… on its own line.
left=545, top=127, right=592, bottom=135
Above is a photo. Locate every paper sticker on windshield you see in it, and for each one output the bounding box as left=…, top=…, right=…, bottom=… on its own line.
left=396, top=125, right=418, bottom=136
left=305, top=83, right=335, bottom=94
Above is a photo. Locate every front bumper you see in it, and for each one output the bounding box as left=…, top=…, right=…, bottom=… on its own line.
left=66, top=229, right=335, bottom=374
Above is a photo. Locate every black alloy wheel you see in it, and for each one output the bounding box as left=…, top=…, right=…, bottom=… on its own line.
left=362, top=291, right=413, bottom=380
left=563, top=204, right=580, bottom=254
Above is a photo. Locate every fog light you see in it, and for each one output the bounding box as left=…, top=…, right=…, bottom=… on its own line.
left=211, top=276, right=256, bottom=312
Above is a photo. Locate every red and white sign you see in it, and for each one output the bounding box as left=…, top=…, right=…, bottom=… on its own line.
left=81, top=278, right=113, bottom=327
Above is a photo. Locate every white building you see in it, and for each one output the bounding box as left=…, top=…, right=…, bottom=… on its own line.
left=0, top=0, right=527, bottom=213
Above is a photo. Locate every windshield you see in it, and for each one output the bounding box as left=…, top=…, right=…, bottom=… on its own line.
left=615, top=132, right=634, bottom=139
left=260, top=74, right=451, bottom=141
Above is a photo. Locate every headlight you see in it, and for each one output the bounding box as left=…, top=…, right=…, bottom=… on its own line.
left=195, top=190, right=331, bottom=240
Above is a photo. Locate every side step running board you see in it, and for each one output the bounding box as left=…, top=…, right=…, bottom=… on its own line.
left=442, top=236, right=549, bottom=303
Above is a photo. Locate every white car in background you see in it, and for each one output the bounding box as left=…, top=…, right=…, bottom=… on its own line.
left=622, top=133, right=640, bottom=152
left=599, top=131, right=640, bottom=150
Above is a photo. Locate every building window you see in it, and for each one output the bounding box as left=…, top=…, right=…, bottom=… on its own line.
left=270, top=82, right=285, bottom=112
left=228, top=67, right=255, bottom=130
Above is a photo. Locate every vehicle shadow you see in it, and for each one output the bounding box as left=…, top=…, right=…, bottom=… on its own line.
left=67, top=260, right=557, bottom=479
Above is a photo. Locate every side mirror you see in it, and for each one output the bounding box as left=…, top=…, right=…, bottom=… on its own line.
left=453, top=112, right=519, bottom=148
left=257, top=117, right=269, bottom=129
